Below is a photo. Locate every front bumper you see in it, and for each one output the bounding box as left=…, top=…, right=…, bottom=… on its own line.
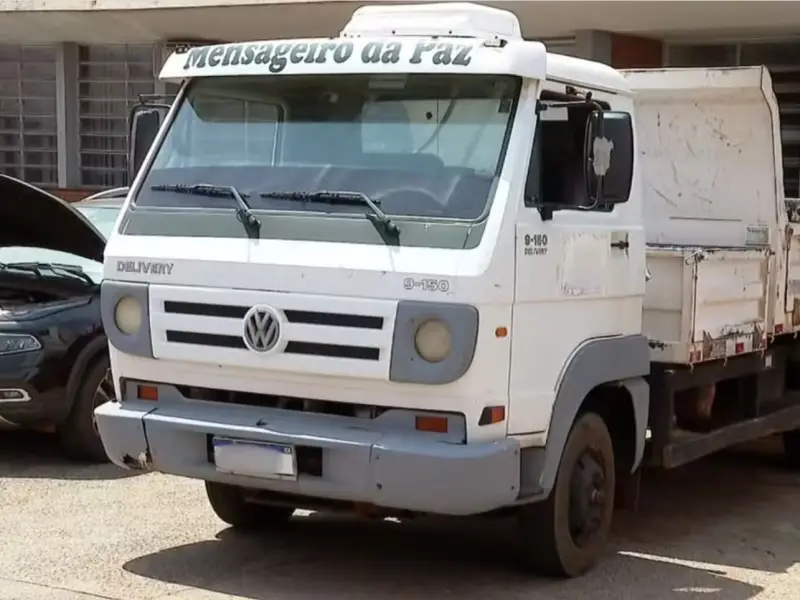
left=0, top=350, right=68, bottom=425
left=95, top=395, right=522, bottom=516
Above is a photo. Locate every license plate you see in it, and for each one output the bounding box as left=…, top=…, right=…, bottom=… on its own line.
left=212, top=437, right=297, bottom=481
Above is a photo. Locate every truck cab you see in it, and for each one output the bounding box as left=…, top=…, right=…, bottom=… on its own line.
left=96, top=2, right=644, bottom=578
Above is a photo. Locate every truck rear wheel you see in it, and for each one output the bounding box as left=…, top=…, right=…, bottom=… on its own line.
left=205, top=482, right=294, bottom=529
left=517, top=412, right=615, bottom=578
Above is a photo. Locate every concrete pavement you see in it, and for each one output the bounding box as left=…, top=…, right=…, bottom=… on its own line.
left=1, top=432, right=799, bottom=600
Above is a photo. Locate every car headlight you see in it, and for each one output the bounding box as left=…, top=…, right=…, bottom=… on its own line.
left=114, top=296, right=142, bottom=335
left=414, top=319, right=452, bottom=363
left=0, top=333, right=41, bottom=355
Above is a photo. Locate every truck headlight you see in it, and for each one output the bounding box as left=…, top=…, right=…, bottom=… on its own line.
left=114, top=296, right=142, bottom=335
left=414, top=319, right=452, bottom=363
left=0, top=333, right=41, bottom=355
left=389, top=301, right=478, bottom=385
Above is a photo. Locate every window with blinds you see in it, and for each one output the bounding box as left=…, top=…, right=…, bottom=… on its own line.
left=77, top=44, right=160, bottom=188
left=0, top=45, right=58, bottom=186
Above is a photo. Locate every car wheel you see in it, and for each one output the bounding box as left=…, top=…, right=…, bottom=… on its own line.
left=517, top=412, right=615, bottom=578
left=206, top=482, right=295, bottom=529
left=57, top=354, right=114, bottom=462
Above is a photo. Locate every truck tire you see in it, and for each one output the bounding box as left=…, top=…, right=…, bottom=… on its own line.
left=517, top=412, right=616, bottom=578
left=781, top=430, right=800, bottom=468
left=205, top=482, right=294, bottom=529
left=57, top=355, right=113, bottom=462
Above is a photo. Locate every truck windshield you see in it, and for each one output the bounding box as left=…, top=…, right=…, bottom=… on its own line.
left=135, top=73, right=520, bottom=222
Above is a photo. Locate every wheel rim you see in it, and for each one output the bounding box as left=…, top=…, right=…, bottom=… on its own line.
left=91, top=368, right=115, bottom=435
left=567, top=448, right=608, bottom=548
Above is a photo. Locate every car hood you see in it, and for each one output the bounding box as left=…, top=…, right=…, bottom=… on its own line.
left=0, top=175, right=107, bottom=263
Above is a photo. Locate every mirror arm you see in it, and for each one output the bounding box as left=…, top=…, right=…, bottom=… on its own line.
left=537, top=205, right=554, bottom=222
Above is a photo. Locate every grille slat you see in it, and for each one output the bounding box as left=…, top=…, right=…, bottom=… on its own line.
left=164, top=301, right=247, bottom=319
left=283, top=309, right=383, bottom=330
left=285, top=341, right=380, bottom=361
left=165, top=330, right=381, bottom=361
left=164, top=301, right=384, bottom=330
left=167, top=331, right=244, bottom=348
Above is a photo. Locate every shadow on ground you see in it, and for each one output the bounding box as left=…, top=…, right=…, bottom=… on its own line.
left=123, top=517, right=763, bottom=600
left=615, top=437, right=800, bottom=574
left=0, top=430, right=137, bottom=481
left=123, top=440, right=800, bottom=600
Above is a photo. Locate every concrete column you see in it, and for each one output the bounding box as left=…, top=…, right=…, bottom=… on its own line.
left=574, top=30, right=612, bottom=64
left=55, top=42, right=80, bottom=187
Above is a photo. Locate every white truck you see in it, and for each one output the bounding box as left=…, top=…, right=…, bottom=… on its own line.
left=94, top=1, right=800, bottom=578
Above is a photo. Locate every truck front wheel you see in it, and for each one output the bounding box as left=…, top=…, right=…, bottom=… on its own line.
left=517, top=412, right=616, bottom=578
left=205, top=482, right=294, bottom=529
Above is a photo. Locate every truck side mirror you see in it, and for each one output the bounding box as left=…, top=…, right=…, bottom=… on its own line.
left=128, top=105, right=165, bottom=183
left=584, top=110, right=634, bottom=204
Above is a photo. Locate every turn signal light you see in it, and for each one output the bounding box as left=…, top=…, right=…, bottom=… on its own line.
left=415, top=415, right=448, bottom=433
left=478, top=405, right=506, bottom=426
left=137, top=385, right=159, bottom=402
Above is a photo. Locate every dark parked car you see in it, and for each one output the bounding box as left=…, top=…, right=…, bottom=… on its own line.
left=0, top=174, right=126, bottom=461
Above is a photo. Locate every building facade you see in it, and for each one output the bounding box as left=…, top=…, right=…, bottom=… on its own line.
left=1, top=0, right=800, bottom=199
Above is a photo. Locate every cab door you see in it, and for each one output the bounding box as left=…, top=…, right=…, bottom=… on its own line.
left=507, top=92, right=645, bottom=437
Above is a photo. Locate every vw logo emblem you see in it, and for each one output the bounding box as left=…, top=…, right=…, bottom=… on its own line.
left=242, top=305, right=281, bottom=353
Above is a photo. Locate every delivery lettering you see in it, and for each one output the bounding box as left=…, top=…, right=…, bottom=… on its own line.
left=182, top=40, right=474, bottom=73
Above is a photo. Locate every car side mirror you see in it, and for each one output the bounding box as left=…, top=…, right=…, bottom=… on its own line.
left=584, top=110, right=634, bottom=205
left=128, top=105, right=166, bottom=183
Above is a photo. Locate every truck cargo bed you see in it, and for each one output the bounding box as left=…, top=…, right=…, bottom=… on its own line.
left=626, top=67, right=783, bottom=362
left=644, top=244, right=769, bottom=364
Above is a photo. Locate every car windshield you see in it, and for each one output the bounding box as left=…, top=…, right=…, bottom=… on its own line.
left=134, top=73, right=520, bottom=221
left=0, top=204, right=120, bottom=284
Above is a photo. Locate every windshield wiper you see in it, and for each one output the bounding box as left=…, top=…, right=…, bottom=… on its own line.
left=1, top=262, right=95, bottom=286
left=150, top=183, right=261, bottom=238
left=259, top=190, right=400, bottom=242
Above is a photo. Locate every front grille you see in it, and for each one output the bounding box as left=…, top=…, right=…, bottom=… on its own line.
left=160, top=299, right=386, bottom=361
left=149, top=284, right=396, bottom=378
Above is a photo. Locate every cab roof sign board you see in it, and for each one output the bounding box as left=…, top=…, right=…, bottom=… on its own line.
left=158, top=37, right=547, bottom=82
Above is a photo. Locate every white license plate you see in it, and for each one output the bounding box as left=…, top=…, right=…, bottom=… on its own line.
left=212, top=437, right=297, bottom=481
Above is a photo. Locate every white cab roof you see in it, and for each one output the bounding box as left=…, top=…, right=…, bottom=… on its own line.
left=160, top=2, right=549, bottom=81
left=160, top=1, right=630, bottom=95
left=547, top=52, right=631, bottom=95
left=342, top=2, right=523, bottom=39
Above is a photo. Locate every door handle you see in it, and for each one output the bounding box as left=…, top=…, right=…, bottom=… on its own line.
left=610, top=231, right=630, bottom=251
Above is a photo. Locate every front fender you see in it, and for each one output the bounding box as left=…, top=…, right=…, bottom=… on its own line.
left=537, top=334, right=651, bottom=497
